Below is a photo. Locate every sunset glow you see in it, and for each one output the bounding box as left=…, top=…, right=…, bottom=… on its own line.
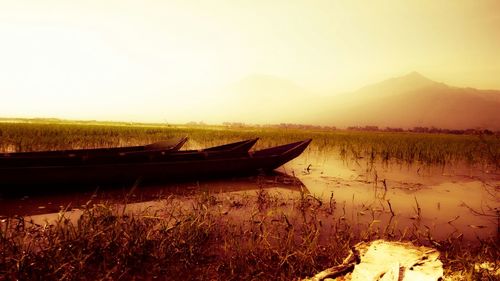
left=1, top=0, right=499, bottom=124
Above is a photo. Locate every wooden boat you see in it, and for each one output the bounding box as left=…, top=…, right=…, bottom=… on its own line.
left=0, top=138, right=259, bottom=167
left=0, top=139, right=311, bottom=187
left=1, top=137, right=189, bottom=158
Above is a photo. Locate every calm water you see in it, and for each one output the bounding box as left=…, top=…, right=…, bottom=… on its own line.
left=296, top=152, right=499, bottom=240
left=1, top=151, right=498, bottom=241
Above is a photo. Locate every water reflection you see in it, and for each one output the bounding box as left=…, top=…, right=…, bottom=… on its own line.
left=0, top=172, right=306, bottom=217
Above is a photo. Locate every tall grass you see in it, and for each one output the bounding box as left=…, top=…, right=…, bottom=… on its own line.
left=1, top=122, right=498, bottom=166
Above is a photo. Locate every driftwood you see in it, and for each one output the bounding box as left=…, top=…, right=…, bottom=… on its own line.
left=304, top=240, right=443, bottom=281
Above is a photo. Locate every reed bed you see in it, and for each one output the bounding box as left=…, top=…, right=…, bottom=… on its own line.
left=0, top=190, right=497, bottom=280
left=0, top=122, right=498, bottom=167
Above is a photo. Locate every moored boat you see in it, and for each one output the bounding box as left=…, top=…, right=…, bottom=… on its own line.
left=0, top=139, right=311, bottom=187
left=0, top=138, right=259, bottom=167
left=1, top=137, right=189, bottom=158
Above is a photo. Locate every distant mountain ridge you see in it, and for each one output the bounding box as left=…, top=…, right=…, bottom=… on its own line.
left=213, top=72, right=500, bottom=130
left=355, top=72, right=440, bottom=96
left=325, top=72, right=500, bottom=130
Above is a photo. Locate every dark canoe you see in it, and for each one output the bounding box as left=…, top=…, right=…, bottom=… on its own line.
left=0, top=138, right=259, bottom=167
left=1, top=137, right=189, bottom=158
left=0, top=139, right=311, bottom=187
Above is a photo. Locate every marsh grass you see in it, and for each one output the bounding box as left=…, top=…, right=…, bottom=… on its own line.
left=1, top=190, right=497, bottom=280
left=1, top=122, right=498, bottom=167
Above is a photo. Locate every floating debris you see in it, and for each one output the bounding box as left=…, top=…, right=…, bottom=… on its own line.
left=304, top=240, right=443, bottom=281
left=467, top=224, right=487, bottom=229
left=474, top=262, right=500, bottom=276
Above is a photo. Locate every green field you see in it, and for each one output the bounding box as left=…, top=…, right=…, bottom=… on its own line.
left=0, top=121, right=498, bottom=167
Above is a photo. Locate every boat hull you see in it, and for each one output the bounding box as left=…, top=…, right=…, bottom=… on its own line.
left=0, top=139, right=311, bottom=189
left=0, top=138, right=258, bottom=167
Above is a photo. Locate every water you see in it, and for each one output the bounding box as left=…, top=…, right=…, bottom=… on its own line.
left=296, top=152, right=499, bottom=240
left=1, top=152, right=498, bottom=241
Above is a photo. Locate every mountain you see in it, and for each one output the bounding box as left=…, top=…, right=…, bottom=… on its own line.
left=212, top=72, right=500, bottom=130
left=316, top=72, right=500, bottom=130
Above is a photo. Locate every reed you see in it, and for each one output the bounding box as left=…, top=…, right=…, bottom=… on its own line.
left=0, top=190, right=497, bottom=280
left=1, top=121, right=498, bottom=167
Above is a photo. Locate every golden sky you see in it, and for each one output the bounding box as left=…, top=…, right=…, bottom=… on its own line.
left=1, top=0, right=499, bottom=123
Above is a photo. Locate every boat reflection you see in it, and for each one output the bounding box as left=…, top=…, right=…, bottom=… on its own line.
left=0, top=171, right=307, bottom=217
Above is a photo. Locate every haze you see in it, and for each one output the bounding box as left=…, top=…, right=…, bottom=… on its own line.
left=1, top=0, right=499, bottom=126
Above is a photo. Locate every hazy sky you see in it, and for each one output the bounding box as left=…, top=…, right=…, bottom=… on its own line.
left=1, top=0, right=499, bottom=123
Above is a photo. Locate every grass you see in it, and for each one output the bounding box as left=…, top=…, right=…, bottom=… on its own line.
left=0, top=189, right=498, bottom=280
left=0, top=121, right=498, bottom=167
